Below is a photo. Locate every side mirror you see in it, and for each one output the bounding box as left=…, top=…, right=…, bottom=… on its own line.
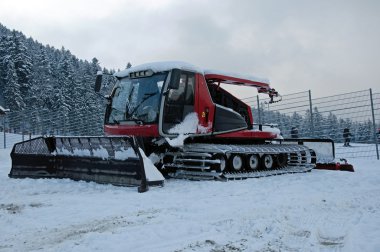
left=168, top=69, right=181, bottom=90
left=94, top=71, right=103, bottom=93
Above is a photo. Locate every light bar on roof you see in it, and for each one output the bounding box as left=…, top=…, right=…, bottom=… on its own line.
left=129, top=69, right=154, bottom=79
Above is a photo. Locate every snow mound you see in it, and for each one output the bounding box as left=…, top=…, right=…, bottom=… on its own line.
left=166, top=113, right=199, bottom=147
left=168, top=112, right=198, bottom=134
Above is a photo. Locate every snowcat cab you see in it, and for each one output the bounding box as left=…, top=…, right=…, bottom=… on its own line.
left=98, top=62, right=280, bottom=141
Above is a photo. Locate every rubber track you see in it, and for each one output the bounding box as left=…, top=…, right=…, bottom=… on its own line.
left=167, top=143, right=315, bottom=180
left=182, top=143, right=312, bottom=155
left=170, top=165, right=313, bottom=180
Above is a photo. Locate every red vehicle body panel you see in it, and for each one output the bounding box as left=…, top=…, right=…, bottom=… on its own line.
left=104, top=124, right=160, bottom=137
left=196, top=74, right=215, bottom=133
left=204, top=73, right=270, bottom=90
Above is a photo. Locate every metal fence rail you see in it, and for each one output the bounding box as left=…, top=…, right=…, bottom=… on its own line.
left=1, top=88, right=379, bottom=160
left=1, top=107, right=104, bottom=149
left=244, top=89, right=379, bottom=159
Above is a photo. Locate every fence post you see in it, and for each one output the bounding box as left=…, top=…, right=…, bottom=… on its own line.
left=308, top=90, right=315, bottom=136
left=369, top=88, right=379, bottom=160
left=3, top=116, right=5, bottom=148
left=21, top=117, right=25, bottom=142
left=256, top=95, right=261, bottom=125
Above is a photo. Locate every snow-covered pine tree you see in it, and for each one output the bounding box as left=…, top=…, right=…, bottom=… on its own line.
left=313, top=107, right=324, bottom=138
left=326, top=112, right=339, bottom=141
left=301, top=109, right=313, bottom=137
left=3, top=59, right=24, bottom=110
left=11, top=31, right=33, bottom=108
left=0, top=35, right=25, bottom=111
left=290, top=111, right=302, bottom=136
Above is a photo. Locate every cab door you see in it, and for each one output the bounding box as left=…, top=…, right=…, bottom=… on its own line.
left=161, top=69, right=195, bottom=134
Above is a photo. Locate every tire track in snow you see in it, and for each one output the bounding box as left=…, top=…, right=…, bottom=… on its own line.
left=3, top=208, right=162, bottom=252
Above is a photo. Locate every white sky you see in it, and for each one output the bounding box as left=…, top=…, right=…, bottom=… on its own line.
left=1, top=0, right=379, bottom=98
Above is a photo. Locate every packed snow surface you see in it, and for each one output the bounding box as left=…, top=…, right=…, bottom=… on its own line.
left=1, top=147, right=380, bottom=251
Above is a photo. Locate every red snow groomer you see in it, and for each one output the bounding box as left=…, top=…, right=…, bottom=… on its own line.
left=9, top=61, right=352, bottom=190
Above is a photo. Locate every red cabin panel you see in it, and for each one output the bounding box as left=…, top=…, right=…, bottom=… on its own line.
left=196, top=73, right=215, bottom=133
left=204, top=73, right=270, bottom=90
left=104, top=124, right=160, bottom=137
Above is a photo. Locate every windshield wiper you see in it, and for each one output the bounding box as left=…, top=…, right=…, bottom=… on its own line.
left=129, top=118, right=144, bottom=125
left=126, top=92, right=158, bottom=119
left=125, top=85, right=136, bottom=118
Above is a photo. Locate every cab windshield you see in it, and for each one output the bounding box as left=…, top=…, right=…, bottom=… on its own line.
left=107, top=72, right=167, bottom=124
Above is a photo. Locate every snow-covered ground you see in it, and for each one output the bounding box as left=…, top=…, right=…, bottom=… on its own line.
left=0, top=132, right=29, bottom=149
left=1, top=148, right=380, bottom=252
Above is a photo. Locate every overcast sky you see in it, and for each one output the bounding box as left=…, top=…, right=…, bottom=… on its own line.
left=1, top=0, right=379, bottom=98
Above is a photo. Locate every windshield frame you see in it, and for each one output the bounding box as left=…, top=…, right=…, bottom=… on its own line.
left=104, top=72, right=168, bottom=125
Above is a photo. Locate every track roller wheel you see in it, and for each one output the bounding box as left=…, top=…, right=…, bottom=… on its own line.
left=309, top=149, right=317, bottom=164
left=230, top=154, right=243, bottom=171
left=262, top=154, right=274, bottom=169
left=212, top=154, right=227, bottom=172
left=300, top=151, right=307, bottom=164
left=247, top=154, right=260, bottom=170
left=276, top=153, right=287, bottom=168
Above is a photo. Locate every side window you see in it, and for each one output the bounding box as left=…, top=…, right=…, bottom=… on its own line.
left=166, top=73, right=194, bottom=105
left=163, top=71, right=196, bottom=132
left=167, top=73, right=187, bottom=104
left=184, top=75, right=194, bottom=105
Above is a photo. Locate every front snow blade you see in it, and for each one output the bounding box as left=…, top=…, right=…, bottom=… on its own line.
left=282, top=138, right=354, bottom=172
left=282, top=138, right=336, bottom=163
left=315, top=162, right=355, bottom=172
left=8, top=136, right=158, bottom=190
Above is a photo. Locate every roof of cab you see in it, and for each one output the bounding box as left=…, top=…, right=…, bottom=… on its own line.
left=114, top=61, right=270, bottom=89
left=114, top=61, right=203, bottom=78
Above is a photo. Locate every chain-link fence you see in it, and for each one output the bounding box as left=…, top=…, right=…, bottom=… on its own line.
left=243, top=89, right=379, bottom=159
left=1, top=107, right=104, bottom=149
left=1, top=88, right=379, bottom=159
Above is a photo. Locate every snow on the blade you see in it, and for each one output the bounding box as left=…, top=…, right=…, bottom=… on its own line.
left=91, top=146, right=109, bottom=160
left=53, top=145, right=115, bottom=160
left=148, top=153, right=160, bottom=164
left=139, top=148, right=165, bottom=182
left=54, top=147, right=70, bottom=156
left=114, top=147, right=137, bottom=160
left=55, top=147, right=91, bottom=157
